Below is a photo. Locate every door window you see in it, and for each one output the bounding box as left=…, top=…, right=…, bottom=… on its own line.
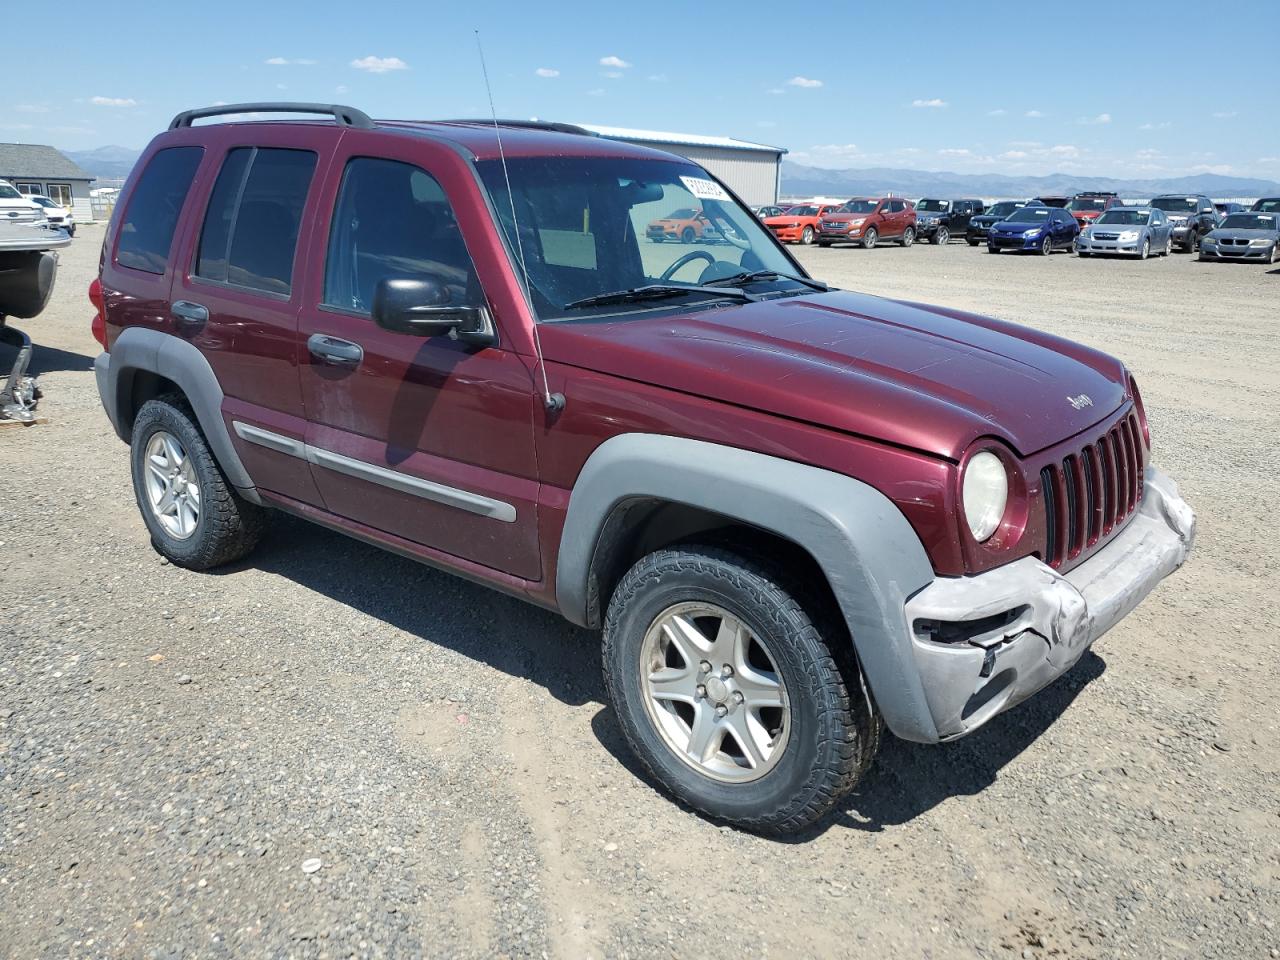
left=195, top=147, right=317, bottom=295
left=323, top=157, right=481, bottom=315
left=116, top=146, right=203, bottom=274
left=889, top=200, right=905, bottom=213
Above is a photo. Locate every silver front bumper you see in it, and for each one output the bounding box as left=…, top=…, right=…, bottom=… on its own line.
left=903, top=467, right=1194, bottom=740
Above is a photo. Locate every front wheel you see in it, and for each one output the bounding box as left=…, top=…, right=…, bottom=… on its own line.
left=900, top=227, right=914, bottom=247
left=681, top=227, right=696, bottom=244
left=801, top=225, right=815, bottom=245
left=1040, top=235, right=1053, bottom=256
left=817, top=240, right=832, bottom=248
left=1163, top=235, right=1172, bottom=256
left=603, top=546, right=880, bottom=834
left=861, top=227, right=878, bottom=250
left=1140, top=237, right=1150, bottom=260
left=932, top=226, right=949, bottom=245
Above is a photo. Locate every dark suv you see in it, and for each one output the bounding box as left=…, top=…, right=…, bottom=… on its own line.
left=1149, top=194, right=1218, bottom=252
left=912, top=198, right=986, bottom=245
left=91, top=102, right=1195, bottom=834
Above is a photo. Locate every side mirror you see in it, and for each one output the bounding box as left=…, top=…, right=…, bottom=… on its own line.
left=372, top=277, right=495, bottom=345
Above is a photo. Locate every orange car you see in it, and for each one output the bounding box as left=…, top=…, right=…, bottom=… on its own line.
left=645, top=207, right=720, bottom=243
left=763, top=203, right=838, bottom=245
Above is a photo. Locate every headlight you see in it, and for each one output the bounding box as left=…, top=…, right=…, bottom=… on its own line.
left=1202, top=237, right=1217, bottom=245
left=962, top=451, right=1009, bottom=542
left=1118, top=230, right=1140, bottom=241
left=1025, top=228, right=1042, bottom=238
left=1250, top=238, right=1271, bottom=247
left=850, top=218, right=866, bottom=227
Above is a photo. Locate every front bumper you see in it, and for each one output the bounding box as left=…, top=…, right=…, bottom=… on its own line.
left=989, top=233, right=1042, bottom=250
left=770, top=226, right=805, bottom=242
left=1077, top=237, right=1144, bottom=255
left=1199, top=243, right=1275, bottom=261
left=902, top=467, right=1194, bottom=740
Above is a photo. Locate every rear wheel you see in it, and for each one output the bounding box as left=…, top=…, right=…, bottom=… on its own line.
left=603, top=546, right=880, bottom=834
left=130, top=396, right=265, bottom=570
left=801, top=225, right=815, bottom=245
left=861, top=227, right=878, bottom=250
left=932, top=226, right=949, bottom=245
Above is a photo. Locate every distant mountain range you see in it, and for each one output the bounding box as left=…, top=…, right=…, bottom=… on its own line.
left=64, top=146, right=141, bottom=181
left=781, top=161, right=1280, bottom=200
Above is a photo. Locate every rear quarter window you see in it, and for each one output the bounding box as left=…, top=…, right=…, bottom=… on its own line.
left=115, top=146, right=203, bottom=274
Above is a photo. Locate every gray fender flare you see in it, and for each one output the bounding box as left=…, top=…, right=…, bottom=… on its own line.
left=95, top=327, right=259, bottom=503
left=556, top=434, right=942, bottom=742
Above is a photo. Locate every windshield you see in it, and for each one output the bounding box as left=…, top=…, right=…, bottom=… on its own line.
left=985, top=201, right=1020, bottom=218
left=1067, top=197, right=1109, bottom=212
left=916, top=199, right=950, bottom=212
left=30, top=196, right=56, bottom=207
left=475, top=156, right=804, bottom=321
left=836, top=199, right=878, bottom=214
left=1150, top=197, right=1199, bottom=213
left=1006, top=206, right=1052, bottom=223
left=785, top=206, right=818, bottom=217
left=0, top=183, right=22, bottom=200
left=1221, top=213, right=1277, bottom=231
left=1097, top=209, right=1150, bottom=225
left=1253, top=198, right=1280, bottom=212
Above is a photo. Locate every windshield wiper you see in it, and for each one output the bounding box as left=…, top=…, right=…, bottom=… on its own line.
left=564, top=284, right=756, bottom=311
left=703, top=269, right=829, bottom=292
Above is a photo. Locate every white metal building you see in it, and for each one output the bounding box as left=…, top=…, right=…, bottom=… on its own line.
left=576, top=124, right=786, bottom=207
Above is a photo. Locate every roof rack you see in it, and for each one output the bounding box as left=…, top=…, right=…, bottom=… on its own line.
left=168, top=102, right=374, bottom=130
left=442, top=119, right=596, bottom=136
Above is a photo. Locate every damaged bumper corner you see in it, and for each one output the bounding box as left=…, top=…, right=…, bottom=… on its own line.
left=902, top=466, right=1195, bottom=741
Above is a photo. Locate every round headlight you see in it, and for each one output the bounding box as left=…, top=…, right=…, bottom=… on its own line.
left=962, top=451, right=1009, bottom=542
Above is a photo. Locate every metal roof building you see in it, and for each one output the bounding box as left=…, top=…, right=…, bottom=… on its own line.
left=576, top=124, right=786, bottom=207
left=0, top=143, right=96, bottom=223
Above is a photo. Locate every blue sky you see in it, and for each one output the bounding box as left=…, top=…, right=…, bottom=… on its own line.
left=4, top=0, right=1278, bottom=179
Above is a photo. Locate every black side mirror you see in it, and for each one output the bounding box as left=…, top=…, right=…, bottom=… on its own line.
left=372, top=277, right=494, bottom=345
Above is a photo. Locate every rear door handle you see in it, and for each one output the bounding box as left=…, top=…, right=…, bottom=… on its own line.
left=307, top=333, right=363, bottom=366
left=171, top=300, right=208, bottom=326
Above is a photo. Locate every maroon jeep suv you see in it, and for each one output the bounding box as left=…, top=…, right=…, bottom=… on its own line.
left=92, top=103, right=1195, bottom=834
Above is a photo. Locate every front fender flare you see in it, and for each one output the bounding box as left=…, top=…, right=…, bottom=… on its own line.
left=556, top=434, right=942, bottom=742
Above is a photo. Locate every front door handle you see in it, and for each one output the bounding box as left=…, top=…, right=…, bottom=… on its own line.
left=308, top=333, right=363, bottom=366
left=171, top=300, right=208, bottom=326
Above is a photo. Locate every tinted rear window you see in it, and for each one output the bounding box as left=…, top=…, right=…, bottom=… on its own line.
left=116, top=146, right=203, bottom=274
left=195, top=147, right=317, bottom=295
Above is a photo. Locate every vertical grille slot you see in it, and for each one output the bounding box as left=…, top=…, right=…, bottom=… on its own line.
left=1082, top=444, right=1103, bottom=546
left=1040, top=465, right=1060, bottom=567
left=1110, top=428, right=1128, bottom=527
left=1062, top=454, right=1082, bottom=560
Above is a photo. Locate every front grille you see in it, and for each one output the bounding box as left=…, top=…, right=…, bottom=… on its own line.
left=1093, top=232, right=1120, bottom=241
left=1040, top=413, right=1144, bottom=568
left=1221, top=237, right=1248, bottom=246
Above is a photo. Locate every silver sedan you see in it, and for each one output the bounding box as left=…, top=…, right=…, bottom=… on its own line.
left=1076, top=207, right=1173, bottom=259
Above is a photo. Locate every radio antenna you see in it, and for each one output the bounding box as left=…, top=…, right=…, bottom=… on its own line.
left=475, top=30, right=564, bottom=413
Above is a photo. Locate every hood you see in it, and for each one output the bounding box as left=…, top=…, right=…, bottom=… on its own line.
left=993, top=220, right=1044, bottom=233
left=970, top=213, right=1001, bottom=226
left=822, top=212, right=871, bottom=223
left=1073, top=210, right=1102, bottom=221
left=915, top=208, right=948, bottom=220
left=539, top=290, right=1129, bottom=460
left=1209, top=227, right=1279, bottom=240
left=764, top=214, right=811, bottom=226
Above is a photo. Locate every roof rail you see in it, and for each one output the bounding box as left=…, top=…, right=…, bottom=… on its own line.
left=168, top=102, right=374, bottom=130
left=442, top=119, right=596, bottom=136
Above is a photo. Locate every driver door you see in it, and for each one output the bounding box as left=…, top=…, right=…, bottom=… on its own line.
left=293, top=138, right=542, bottom=580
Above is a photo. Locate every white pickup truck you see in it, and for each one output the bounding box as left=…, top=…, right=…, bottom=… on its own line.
left=0, top=179, right=48, bottom=227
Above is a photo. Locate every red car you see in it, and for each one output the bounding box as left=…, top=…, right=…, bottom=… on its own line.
left=817, top=197, right=917, bottom=248
left=92, top=103, right=1194, bottom=834
left=1066, top=192, right=1124, bottom=230
left=645, top=207, right=718, bottom=243
left=763, top=203, right=838, bottom=245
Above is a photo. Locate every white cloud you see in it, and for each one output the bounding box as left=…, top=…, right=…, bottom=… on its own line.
left=1000, top=150, right=1028, bottom=160
left=987, top=108, right=1007, bottom=116
left=91, top=96, right=137, bottom=107
left=16, top=104, right=49, bottom=113
left=1139, top=121, right=1171, bottom=131
left=0, top=122, right=34, bottom=131
left=587, top=88, right=606, bottom=97
left=1078, top=113, right=1112, bottom=125
left=602, top=70, right=623, bottom=79
left=351, top=56, right=408, bottom=73
left=647, top=74, right=668, bottom=82
left=599, top=55, right=631, bottom=69
left=534, top=67, right=559, bottom=78
left=1212, top=110, right=1238, bottom=119
left=1025, top=109, right=1045, bottom=118
left=938, top=147, right=971, bottom=156
left=265, top=57, right=316, bottom=65
left=276, top=83, right=288, bottom=91
left=335, top=84, right=348, bottom=94
left=767, top=87, right=785, bottom=95
left=787, top=76, right=823, bottom=88
left=1259, top=156, right=1280, bottom=164
left=1047, top=144, right=1080, bottom=158
left=912, top=98, right=947, bottom=108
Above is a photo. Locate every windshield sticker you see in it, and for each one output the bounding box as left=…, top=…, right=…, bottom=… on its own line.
left=680, top=175, right=732, bottom=202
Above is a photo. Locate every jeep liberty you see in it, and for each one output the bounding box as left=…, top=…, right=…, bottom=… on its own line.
left=93, top=103, right=1195, bottom=833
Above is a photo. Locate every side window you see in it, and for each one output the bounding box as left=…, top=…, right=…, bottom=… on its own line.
left=195, top=147, right=316, bottom=295
left=323, top=157, right=480, bottom=315
left=889, top=200, right=904, bottom=213
left=116, top=146, right=203, bottom=274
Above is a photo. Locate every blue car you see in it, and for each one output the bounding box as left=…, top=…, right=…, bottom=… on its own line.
left=987, top=204, right=1080, bottom=255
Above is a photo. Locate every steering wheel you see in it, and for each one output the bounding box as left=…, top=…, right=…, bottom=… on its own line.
left=660, top=250, right=716, bottom=281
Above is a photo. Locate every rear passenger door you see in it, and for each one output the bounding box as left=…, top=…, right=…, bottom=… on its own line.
left=294, top=137, right=542, bottom=580
left=171, top=128, right=334, bottom=507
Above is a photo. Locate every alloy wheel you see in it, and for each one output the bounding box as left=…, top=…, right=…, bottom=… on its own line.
left=639, top=602, right=790, bottom=783
left=862, top=227, right=878, bottom=249
left=1041, top=236, right=1052, bottom=256
left=801, top=225, right=814, bottom=245
left=143, top=431, right=201, bottom=540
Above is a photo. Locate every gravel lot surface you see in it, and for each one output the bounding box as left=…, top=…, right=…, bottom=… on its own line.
left=2, top=225, right=1277, bottom=959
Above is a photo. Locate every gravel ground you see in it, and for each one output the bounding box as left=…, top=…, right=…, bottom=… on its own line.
left=2, top=225, right=1277, bottom=959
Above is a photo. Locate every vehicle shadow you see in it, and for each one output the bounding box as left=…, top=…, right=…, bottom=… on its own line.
left=0, top=337, right=95, bottom=375
left=225, top=512, right=606, bottom=707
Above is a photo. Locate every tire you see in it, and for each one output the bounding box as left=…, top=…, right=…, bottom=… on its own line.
left=1181, top=233, right=1196, bottom=253
left=130, top=395, right=265, bottom=570
left=1163, top=235, right=1172, bottom=256
left=968, top=238, right=979, bottom=246
left=801, top=225, right=815, bottom=245
left=900, top=227, right=914, bottom=248
left=987, top=245, right=1000, bottom=254
left=861, top=227, right=878, bottom=250
left=602, top=545, right=880, bottom=834
left=1139, top=237, right=1150, bottom=260
left=817, top=240, right=832, bottom=248
left=681, top=227, right=696, bottom=244
left=1078, top=250, right=1090, bottom=258
left=1271, top=244, right=1280, bottom=264
left=1040, top=235, right=1053, bottom=256
left=932, top=226, right=949, bottom=246
left=67, top=224, right=76, bottom=237
left=651, top=237, right=665, bottom=243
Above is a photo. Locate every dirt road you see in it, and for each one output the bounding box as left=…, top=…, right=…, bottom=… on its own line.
left=2, top=226, right=1276, bottom=958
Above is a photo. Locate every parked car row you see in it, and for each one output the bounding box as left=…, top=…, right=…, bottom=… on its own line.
left=0, top=179, right=76, bottom=237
